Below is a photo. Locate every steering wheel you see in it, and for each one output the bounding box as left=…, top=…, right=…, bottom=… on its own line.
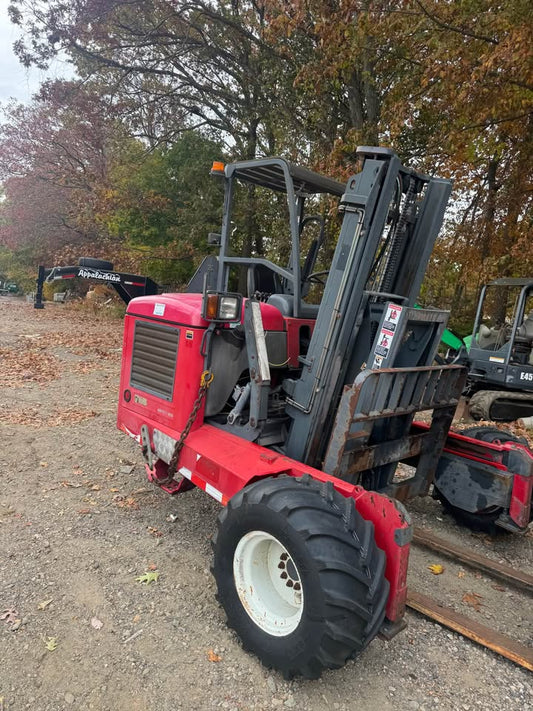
left=306, top=270, right=329, bottom=285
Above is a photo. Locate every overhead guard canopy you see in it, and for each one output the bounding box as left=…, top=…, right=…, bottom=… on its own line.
left=225, top=157, right=346, bottom=197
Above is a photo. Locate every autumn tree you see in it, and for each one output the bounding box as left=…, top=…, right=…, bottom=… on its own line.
left=95, top=131, right=225, bottom=286
left=265, top=1, right=533, bottom=329
left=8, top=1, right=303, bottom=157
left=6, top=0, right=532, bottom=326
left=0, top=81, right=126, bottom=263
left=380, top=1, right=533, bottom=324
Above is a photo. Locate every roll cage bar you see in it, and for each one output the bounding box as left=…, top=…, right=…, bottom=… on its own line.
left=214, top=157, right=345, bottom=318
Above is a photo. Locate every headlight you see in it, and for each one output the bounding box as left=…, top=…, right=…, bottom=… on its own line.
left=219, top=295, right=240, bottom=320
left=202, top=291, right=242, bottom=323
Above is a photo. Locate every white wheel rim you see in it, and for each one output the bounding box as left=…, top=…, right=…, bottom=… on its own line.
left=233, top=530, right=304, bottom=636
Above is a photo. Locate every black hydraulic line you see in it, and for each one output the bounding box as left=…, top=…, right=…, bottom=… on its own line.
left=379, top=176, right=417, bottom=296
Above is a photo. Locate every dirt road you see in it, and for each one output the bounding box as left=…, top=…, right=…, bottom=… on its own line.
left=0, top=298, right=531, bottom=710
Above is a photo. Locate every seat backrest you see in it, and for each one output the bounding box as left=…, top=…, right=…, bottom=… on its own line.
left=248, top=265, right=283, bottom=296
left=519, top=312, right=533, bottom=341
left=267, top=293, right=320, bottom=319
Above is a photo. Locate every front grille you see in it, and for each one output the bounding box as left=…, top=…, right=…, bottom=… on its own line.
left=130, top=320, right=179, bottom=400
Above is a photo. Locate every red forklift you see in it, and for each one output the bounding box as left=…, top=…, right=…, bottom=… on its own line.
left=117, top=148, right=532, bottom=678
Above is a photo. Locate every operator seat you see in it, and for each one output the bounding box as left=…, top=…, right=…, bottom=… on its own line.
left=247, top=265, right=283, bottom=296
left=247, top=264, right=320, bottom=318
left=517, top=311, right=533, bottom=365
left=478, top=324, right=504, bottom=350
left=518, top=311, right=533, bottom=342
left=266, top=293, right=320, bottom=319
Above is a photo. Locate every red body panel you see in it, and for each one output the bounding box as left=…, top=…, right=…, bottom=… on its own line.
left=285, top=317, right=316, bottom=367
left=119, top=311, right=206, bottom=433
left=119, top=294, right=287, bottom=432
left=509, top=471, right=533, bottom=528
left=125, top=292, right=286, bottom=330
left=414, top=422, right=533, bottom=529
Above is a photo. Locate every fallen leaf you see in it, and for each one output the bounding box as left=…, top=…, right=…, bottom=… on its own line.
left=40, top=461, right=48, bottom=467
left=135, top=571, right=159, bottom=585
left=77, top=508, right=92, bottom=515
left=0, top=608, right=18, bottom=625
left=133, top=614, right=141, bottom=624
left=207, top=649, right=222, bottom=662
left=91, top=617, right=103, bottom=630
left=43, top=636, right=58, bottom=651
left=10, top=619, right=21, bottom=632
left=462, top=592, right=483, bottom=612
left=114, top=496, right=139, bottom=510
left=37, top=599, right=53, bottom=610
left=110, top=487, right=120, bottom=493
left=148, top=563, right=158, bottom=571
left=147, top=527, right=163, bottom=538
left=457, top=571, right=465, bottom=578
left=491, top=584, right=506, bottom=592
left=428, top=564, right=444, bottom=575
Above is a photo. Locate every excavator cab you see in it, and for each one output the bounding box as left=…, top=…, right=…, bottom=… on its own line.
left=468, top=278, right=533, bottom=420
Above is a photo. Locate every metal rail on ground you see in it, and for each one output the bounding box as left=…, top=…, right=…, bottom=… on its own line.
left=408, top=527, right=533, bottom=672
left=413, top=526, right=533, bottom=593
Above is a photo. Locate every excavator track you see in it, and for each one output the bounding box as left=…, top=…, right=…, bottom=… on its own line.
left=468, top=389, right=533, bottom=421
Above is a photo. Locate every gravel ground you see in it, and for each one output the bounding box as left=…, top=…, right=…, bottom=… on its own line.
left=0, top=297, right=531, bottom=711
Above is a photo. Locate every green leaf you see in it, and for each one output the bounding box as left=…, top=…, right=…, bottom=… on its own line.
left=135, top=571, right=159, bottom=585
left=43, top=636, right=58, bottom=651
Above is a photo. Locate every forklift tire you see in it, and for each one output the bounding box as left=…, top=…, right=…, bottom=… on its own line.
left=211, top=475, right=389, bottom=679
left=78, top=257, right=114, bottom=270
left=434, top=426, right=527, bottom=531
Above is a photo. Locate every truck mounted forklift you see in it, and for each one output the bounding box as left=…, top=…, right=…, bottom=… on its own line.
left=116, top=148, right=533, bottom=678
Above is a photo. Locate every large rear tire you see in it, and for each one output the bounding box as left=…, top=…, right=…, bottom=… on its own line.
left=434, top=427, right=527, bottom=531
left=211, top=475, right=389, bottom=679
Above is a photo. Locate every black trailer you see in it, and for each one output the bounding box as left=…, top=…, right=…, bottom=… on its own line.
left=34, top=258, right=159, bottom=308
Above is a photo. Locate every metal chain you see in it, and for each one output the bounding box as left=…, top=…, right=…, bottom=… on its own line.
left=166, top=370, right=214, bottom=479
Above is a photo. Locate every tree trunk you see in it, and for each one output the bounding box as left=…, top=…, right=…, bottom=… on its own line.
left=480, top=159, right=499, bottom=261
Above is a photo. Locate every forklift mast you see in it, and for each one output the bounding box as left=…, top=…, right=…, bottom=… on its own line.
left=282, top=148, right=451, bottom=465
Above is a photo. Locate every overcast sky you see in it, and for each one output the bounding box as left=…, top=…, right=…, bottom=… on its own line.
left=0, top=0, right=74, bottom=105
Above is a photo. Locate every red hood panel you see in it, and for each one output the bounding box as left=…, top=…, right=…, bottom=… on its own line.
left=126, top=293, right=286, bottom=330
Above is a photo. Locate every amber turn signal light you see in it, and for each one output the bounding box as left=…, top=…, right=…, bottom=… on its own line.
left=211, top=161, right=225, bottom=175
left=205, top=293, right=219, bottom=320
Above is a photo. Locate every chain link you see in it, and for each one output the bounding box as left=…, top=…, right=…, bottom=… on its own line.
left=165, top=370, right=214, bottom=480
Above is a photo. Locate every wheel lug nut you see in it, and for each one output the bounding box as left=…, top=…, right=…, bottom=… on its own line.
left=286, top=580, right=294, bottom=588
left=280, top=553, right=288, bottom=561
left=293, top=582, right=301, bottom=591
left=278, top=562, right=285, bottom=569
left=280, top=572, right=288, bottom=579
